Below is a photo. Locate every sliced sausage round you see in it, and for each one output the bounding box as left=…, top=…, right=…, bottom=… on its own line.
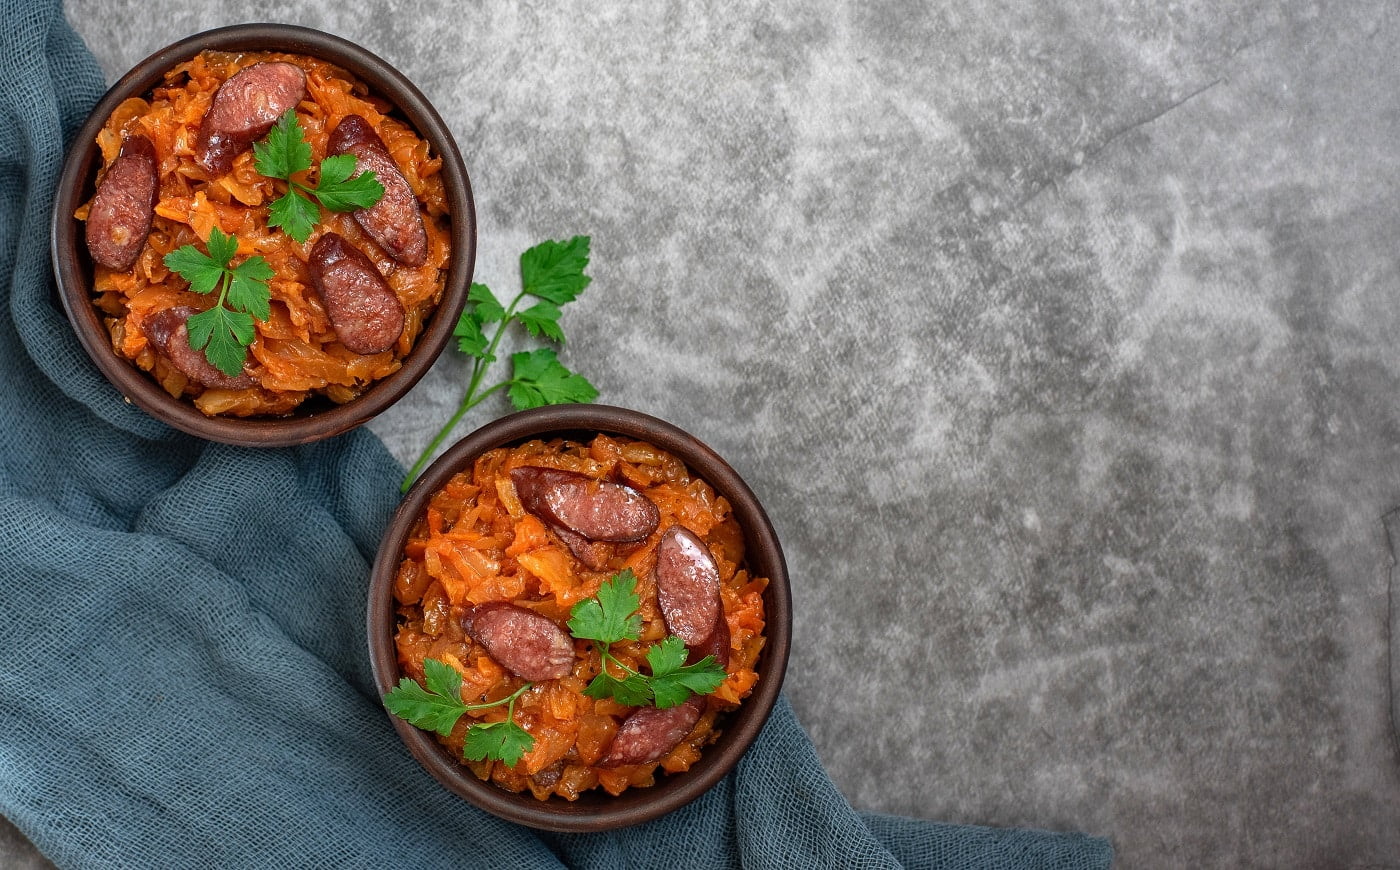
left=327, top=114, right=428, bottom=267
left=655, top=526, right=725, bottom=659
left=597, top=696, right=704, bottom=768
left=85, top=134, right=158, bottom=271
left=688, top=614, right=731, bottom=669
left=195, top=62, right=307, bottom=176
left=307, top=232, right=405, bottom=355
left=549, top=523, right=613, bottom=570
left=143, top=306, right=255, bottom=389
left=461, top=602, right=574, bottom=682
left=510, top=467, right=660, bottom=543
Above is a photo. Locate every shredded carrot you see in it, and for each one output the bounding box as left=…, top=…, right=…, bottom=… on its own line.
left=81, top=49, right=452, bottom=417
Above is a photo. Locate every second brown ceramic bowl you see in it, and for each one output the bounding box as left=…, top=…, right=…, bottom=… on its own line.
left=51, top=24, right=475, bottom=446
left=368, top=405, right=791, bottom=831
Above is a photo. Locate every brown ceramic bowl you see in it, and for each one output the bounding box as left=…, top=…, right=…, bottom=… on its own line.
left=51, top=24, right=475, bottom=446
left=368, top=405, right=791, bottom=831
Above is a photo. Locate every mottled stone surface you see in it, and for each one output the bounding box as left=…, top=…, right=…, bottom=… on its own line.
left=30, top=0, right=1400, bottom=865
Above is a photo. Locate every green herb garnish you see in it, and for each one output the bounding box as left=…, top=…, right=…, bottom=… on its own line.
left=161, top=227, right=273, bottom=377
left=567, top=571, right=728, bottom=709
left=646, top=636, right=728, bottom=708
left=400, top=236, right=598, bottom=491
left=253, top=108, right=384, bottom=244
left=383, top=658, right=535, bottom=767
left=384, top=572, right=727, bottom=764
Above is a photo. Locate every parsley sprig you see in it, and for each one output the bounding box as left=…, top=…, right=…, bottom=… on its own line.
left=383, top=658, right=535, bottom=767
left=253, top=109, right=384, bottom=244
left=383, top=571, right=726, bottom=765
left=400, top=236, right=599, bottom=491
left=568, top=571, right=728, bottom=709
left=161, top=227, right=273, bottom=376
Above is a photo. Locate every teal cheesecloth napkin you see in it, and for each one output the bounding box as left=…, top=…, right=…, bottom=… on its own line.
left=0, top=2, right=1114, bottom=867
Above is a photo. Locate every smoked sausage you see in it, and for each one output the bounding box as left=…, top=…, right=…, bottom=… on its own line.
left=461, top=602, right=574, bottom=682
left=689, top=615, right=731, bottom=669
left=549, top=524, right=613, bottom=570
left=327, top=114, right=428, bottom=266
left=655, top=526, right=728, bottom=665
left=307, top=232, right=405, bottom=355
left=195, top=62, right=307, bottom=175
left=85, top=134, right=158, bottom=271
left=143, top=306, right=255, bottom=389
left=510, top=467, right=659, bottom=543
left=596, top=696, right=704, bottom=767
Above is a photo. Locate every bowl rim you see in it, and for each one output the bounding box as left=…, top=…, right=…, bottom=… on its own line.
left=50, top=22, right=476, bottom=447
left=367, top=405, right=792, bottom=832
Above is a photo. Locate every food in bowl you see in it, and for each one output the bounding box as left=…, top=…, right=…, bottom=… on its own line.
left=386, top=432, right=768, bottom=800
left=77, top=48, right=452, bottom=417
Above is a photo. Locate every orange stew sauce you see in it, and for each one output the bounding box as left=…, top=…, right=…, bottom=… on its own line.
left=78, top=50, right=451, bottom=416
left=393, top=434, right=768, bottom=800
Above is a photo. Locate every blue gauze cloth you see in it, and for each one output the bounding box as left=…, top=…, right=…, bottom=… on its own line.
left=0, top=2, right=1114, bottom=867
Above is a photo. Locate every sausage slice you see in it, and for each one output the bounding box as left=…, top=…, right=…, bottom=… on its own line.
left=549, top=524, right=614, bottom=570
left=510, top=467, right=660, bottom=543
left=655, top=526, right=727, bottom=665
left=596, top=697, right=704, bottom=767
left=327, top=114, right=428, bottom=266
left=461, top=602, right=574, bottom=682
left=85, top=134, right=158, bottom=271
left=143, top=306, right=255, bottom=389
left=689, top=615, right=731, bottom=669
left=195, top=62, right=307, bottom=175
left=307, top=232, right=405, bottom=355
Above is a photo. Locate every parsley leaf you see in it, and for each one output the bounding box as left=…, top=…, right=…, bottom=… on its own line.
left=516, top=301, right=564, bottom=342
left=567, top=570, right=643, bottom=644
left=452, top=283, right=502, bottom=361
left=583, top=670, right=652, bottom=707
left=162, top=243, right=225, bottom=295
left=383, top=661, right=467, bottom=738
left=507, top=348, right=598, bottom=410
left=422, top=656, right=466, bottom=702
left=463, top=720, right=535, bottom=768
left=205, top=224, right=238, bottom=265
left=568, top=571, right=728, bottom=710
left=228, top=257, right=275, bottom=321
left=469, top=282, right=507, bottom=324
left=645, top=635, right=692, bottom=673
left=647, top=638, right=727, bottom=709
left=254, top=108, right=383, bottom=244
left=453, top=310, right=491, bottom=360
left=313, top=153, right=385, bottom=211
left=252, top=109, right=312, bottom=179
left=162, top=227, right=272, bottom=377
left=186, top=306, right=255, bottom=377
left=402, top=238, right=599, bottom=492
left=521, top=235, right=591, bottom=305
left=267, top=188, right=319, bottom=245
left=382, top=658, right=537, bottom=766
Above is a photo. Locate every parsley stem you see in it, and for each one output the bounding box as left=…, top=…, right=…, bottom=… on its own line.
left=463, top=681, right=532, bottom=713
left=598, top=645, right=641, bottom=679
left=399, top=290, right=528, bottom=492
left=464, top=289, right=526, bottom=412
left=399, top=381, right=509, bottom=491
left=214, top=271, right=229, bottom=310
left=504, top=693, right=521, bottom=727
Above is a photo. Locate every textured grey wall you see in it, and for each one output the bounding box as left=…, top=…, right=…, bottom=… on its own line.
left=26, top=0, right=1400, bottom=866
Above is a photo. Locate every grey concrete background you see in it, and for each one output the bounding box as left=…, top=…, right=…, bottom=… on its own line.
left=12, top=0, right=1398, bottom=866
